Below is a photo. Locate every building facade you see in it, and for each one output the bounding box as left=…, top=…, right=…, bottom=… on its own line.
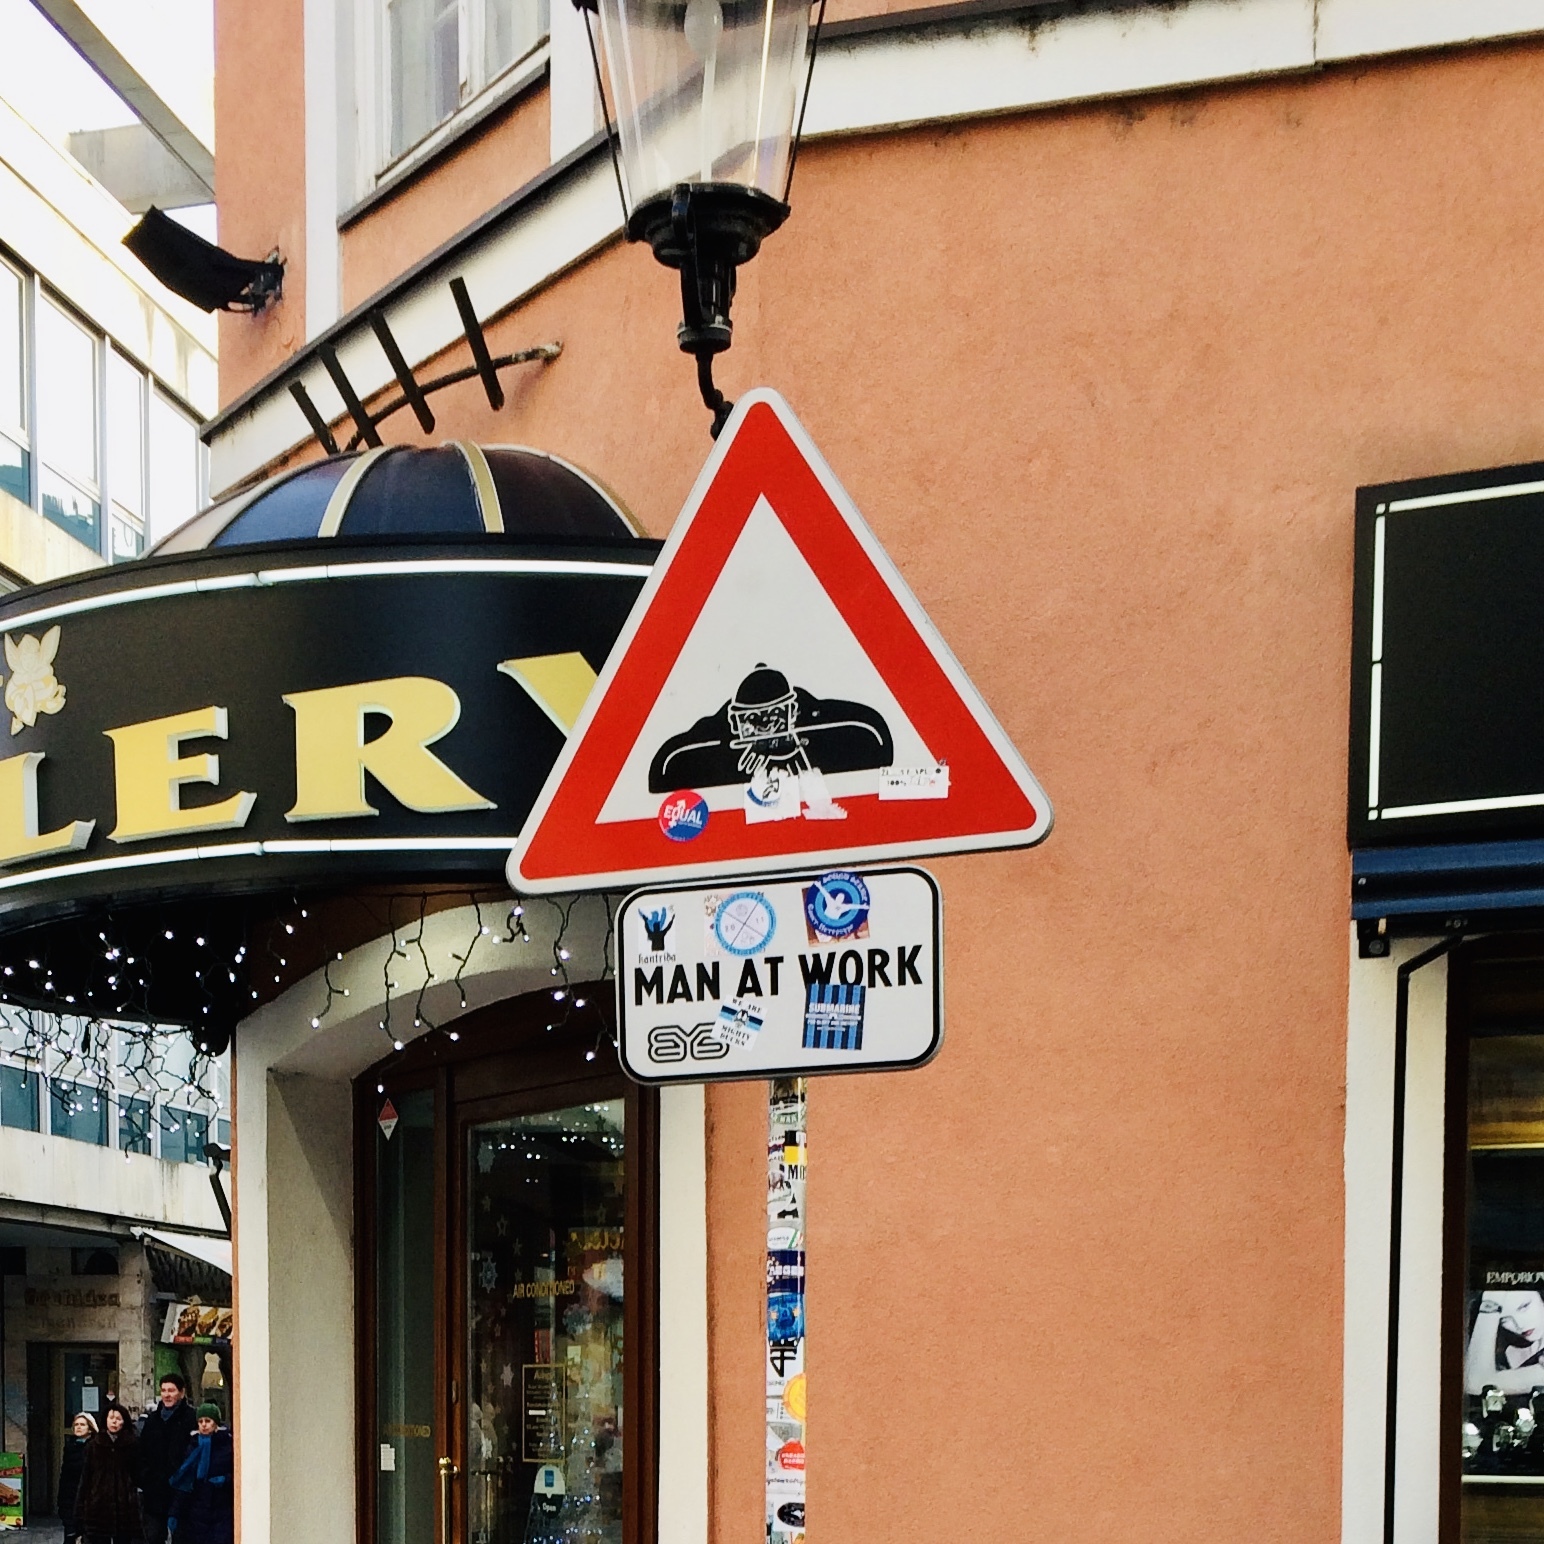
left=75, top=2, right=1544, bottom=1544
left=0, top=20, right=228, bottom=1524
left=0, top=78, right=213, bottom=582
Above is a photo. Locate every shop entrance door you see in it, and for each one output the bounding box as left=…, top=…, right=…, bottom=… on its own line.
left=363, top=1002, right=655, bottom=1544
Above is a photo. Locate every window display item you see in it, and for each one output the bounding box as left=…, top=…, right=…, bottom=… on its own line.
left=466, top=1101, right=625, bottom=1544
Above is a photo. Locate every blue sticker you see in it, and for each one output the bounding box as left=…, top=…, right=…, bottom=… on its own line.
left=658, top=790, right=709, bottom=842
left=803, top=982, right=865, bottom=1051
left=803, top=871, right=870, bottom=942
left=714, top=891, right=776, bottom=956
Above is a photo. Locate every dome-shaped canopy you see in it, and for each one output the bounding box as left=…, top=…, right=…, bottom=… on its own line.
left=153, top=442, right=639, bottom=553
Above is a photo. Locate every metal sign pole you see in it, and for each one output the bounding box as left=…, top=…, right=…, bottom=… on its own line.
left=766, top=1077, right=808, bottom=1541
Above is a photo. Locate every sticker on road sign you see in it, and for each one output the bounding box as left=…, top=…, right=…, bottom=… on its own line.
left=616, top=866, right=941, bottom=1084
left=507, top=388, right=1051, bottom=894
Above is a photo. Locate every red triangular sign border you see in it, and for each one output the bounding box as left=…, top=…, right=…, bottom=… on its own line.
left=507, top=389, right=1052, bottom=892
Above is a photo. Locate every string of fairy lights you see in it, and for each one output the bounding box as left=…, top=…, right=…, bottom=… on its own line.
left=0, top=889, right=620, bottom=1121
left=0, top=1006, right=224, bottom=1144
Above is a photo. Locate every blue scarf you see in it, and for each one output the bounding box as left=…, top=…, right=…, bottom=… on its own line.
left=170, top=1434, right=213, bottom=1493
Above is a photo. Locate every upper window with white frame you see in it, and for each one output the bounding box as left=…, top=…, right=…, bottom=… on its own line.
left=0, top=255, right=206, bottom=564
left=380, top=0, right=550, bottom=166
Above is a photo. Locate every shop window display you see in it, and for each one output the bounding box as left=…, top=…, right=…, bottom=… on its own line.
left=1463, top=1030, right=1544, bottom=1538
left=466, top=1101, right=626, bottom=1544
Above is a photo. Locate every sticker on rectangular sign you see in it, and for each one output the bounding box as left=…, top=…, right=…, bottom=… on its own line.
left=616, top=866, right=942, bottom=1084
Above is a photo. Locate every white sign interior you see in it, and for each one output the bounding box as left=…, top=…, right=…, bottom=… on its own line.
left=615, top=866, right=942, bottom=1084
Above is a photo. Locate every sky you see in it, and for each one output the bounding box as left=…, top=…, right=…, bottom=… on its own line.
left=0, top=0, right=216, bottom=238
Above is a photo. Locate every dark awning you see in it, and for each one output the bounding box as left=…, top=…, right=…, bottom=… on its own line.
left=1353, top=838, right=1544, bottom=924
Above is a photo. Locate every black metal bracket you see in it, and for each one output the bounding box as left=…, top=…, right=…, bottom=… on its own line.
left=203, top=1141, right=233, bottom=1237
left=284, top=278, right=561, bottom=457
left=628, top=183, right=788, bottom=438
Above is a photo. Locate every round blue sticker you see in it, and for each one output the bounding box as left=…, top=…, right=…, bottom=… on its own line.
left=803, top=871, right=870, bottom=940
left=714, top=891, right=777, bottom=956
left=658, top=790, right=709, bottom=842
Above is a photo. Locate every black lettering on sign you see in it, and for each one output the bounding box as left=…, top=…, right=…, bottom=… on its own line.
left=635, top=966, right=664, bottom=1005
left=647, top=1024, right=687, bottom=1062
left=799, top=953, right=834, bottom=987
left=866, top=949, right=891, bottom=988
left=695, top=961, right=720, bottom=1001
left=838, top=950, right=864, bottom=986
left=897, top=944, right=923, bottom=986
left=736, top=959, right=762, bottom=997
left=765, top=956, right=783, bottom=994
left=646, top=1022, right=728, bottom=1063
left=688, top=1021, right=729, bottom=1060
left=667, top=964, right=693, bottom=1002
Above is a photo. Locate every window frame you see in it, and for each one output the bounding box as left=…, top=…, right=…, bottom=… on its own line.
left=354, top=993, right=659, bottom=1544
left=34, top=286, right=103, bottom=554
left=0, top=1023, right=228, bottom=1159
left=353, top=0, right=551, bottom=194
left=0, top=247, right=209, bottom=563
left=106, top=345, right=149, bottom=562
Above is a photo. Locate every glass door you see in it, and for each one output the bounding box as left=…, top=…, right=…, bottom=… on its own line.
left=462, top=1100, right=627, bottom=1544
left=362, top=1002, right=653, bottom=1544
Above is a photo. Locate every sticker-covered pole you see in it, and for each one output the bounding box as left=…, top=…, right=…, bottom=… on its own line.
left=766, top=1078, right=808, bottom=1541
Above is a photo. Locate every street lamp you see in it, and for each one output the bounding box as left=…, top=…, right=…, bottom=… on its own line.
left=574, top=0, right=824, bottom=434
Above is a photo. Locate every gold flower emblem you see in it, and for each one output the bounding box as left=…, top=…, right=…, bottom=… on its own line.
left=3, top=626, right=66, bottom=734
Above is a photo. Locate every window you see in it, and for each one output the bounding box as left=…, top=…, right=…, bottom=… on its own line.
left=161, top=1106, right=209, bottom=1164
left=0, top=263, right=28, bottom=506
left=35, top=295, right=99, bottom=549
left=384, top=0, right=549, bottom=162
left=106, top=349, right=145, bottom=560
left=0, top=1064, right=38, bottom=1131
left=119, top=1094, right=152, bottom=1155
left=0, top=266, right=207, bottom=561
left=50, top=1079, right=108, bottom=1145
left=147, top=389, right=198, bottom=548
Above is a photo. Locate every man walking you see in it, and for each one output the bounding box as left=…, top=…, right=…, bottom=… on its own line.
left=137, top=1373, right=197, bottom=1544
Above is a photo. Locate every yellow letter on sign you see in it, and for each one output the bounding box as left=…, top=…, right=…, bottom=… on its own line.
left=0, top=751, right=93, bottom=865
left=284, top=677, right=495, bottom=822
left=105, top=705, right=257, bottom=843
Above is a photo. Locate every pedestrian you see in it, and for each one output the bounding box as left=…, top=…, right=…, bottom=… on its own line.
left=134, top=1374, right=196, bottom=1544
left=75, top=1403, right=141, bottom=1544
left=58, top=1411, right=97, bottom=1543
left=165, top=1405, right=231, bottom=1544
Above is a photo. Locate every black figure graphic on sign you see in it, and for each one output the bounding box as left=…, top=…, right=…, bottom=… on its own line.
left=642, top=906, right=674, bottom=951
left=648, top=664, right=893, bottom=793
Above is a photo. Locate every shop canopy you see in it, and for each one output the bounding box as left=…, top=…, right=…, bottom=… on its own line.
left=0, top=442, right=655, bottom=1047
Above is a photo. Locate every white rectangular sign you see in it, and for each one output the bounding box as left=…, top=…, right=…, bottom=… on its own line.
left=615, top=866, right=942, bottom=1084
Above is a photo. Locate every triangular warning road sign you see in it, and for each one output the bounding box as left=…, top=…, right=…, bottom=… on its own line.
left=507, top=389, right=1051, bottom=893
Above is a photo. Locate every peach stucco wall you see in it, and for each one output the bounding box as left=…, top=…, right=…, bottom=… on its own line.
left=340, top=83, right=553, bottom=312
left=212, top=25, right=1544, bottom=1544
left=216, top=0, right=308, bottom=405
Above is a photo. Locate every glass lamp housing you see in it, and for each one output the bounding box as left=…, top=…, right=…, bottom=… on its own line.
left=595, top=0, right=811, bottom=215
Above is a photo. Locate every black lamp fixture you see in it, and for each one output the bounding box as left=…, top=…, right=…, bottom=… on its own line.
left=574, top=0, right=825, bottom=435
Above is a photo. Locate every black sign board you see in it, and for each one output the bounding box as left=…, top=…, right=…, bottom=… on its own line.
left=1351, top=458, right=1544, bottom=851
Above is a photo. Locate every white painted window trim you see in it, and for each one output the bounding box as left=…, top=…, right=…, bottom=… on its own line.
left=1343, top=933, right=1451, bottom=1544
left=210, top=0, right=1544, bottom=491
left=348, top=0, right=551, bottom=205
left=306, top=0, right=343, bottom=336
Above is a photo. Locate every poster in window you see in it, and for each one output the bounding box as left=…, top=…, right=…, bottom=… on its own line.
left=1464, top=1264, right=1544, bottom=1476
left=522, top=1364, right=566, bottom=1463
left=161, top=1302, right=234, bottom=1345
left=0, top=1452, right=22, bottom=1528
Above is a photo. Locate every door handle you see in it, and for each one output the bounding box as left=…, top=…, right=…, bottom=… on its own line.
left=438, top=1455, right=458, bottom=1544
